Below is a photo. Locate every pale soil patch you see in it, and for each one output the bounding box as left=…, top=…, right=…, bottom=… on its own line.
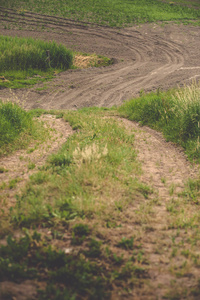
left=73, top=54, right=105, bottom=69
left=0, top=114, right=73, bottom=212
left=116, top=118, right=200, bottom=298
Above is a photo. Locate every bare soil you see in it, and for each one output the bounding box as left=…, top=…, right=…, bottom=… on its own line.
left=0, top=7, right=200, bottom=109
left=0, top=115, right=73, bottom=213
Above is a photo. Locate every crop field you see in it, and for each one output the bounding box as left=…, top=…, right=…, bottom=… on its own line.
left=1, top=0, right=200, bottom=27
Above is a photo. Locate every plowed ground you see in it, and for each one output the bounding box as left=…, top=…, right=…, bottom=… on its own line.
left=0, top=6, right=200, bottom=109
left=1, top=7, right=200, bottom=300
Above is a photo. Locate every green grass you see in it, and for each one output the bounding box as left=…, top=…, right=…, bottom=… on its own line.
left=0, top=231, right=149, bottom=299
left=0, top=35, right=73, bottom=88
left=2, top=84, right=200, bottom=298
left=0, top=101, right=50, bottom=157
left=0, top=108, right=151, bottom=298
left=1, top=0, right=200, bottom=27
left=0, top=69, right=56, bottom=89
left=7, top=108, right=149, bottom=228
left=0, top=36, right=112, bottom=89
left=0, top=101, right=33, bottom=153
left=0, top=36, right=73, bottom=71
left=119, top=82, right=200, bottom=161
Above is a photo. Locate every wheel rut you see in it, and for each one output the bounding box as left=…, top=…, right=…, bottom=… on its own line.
left=0, top=8, right=200, bottom=110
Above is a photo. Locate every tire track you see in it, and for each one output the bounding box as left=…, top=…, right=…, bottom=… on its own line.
left=0, top=8, right=199, bottom=109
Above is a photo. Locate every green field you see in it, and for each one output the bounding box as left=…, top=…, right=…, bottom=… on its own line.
left=1, top=0, right=200, bottom=27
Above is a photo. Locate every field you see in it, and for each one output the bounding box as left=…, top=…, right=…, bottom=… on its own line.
left=0, top=0, right=200, bottom=299
left=1, top=0, right=200, bottom=27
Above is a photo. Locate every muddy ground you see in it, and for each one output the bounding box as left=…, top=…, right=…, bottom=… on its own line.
left=0, top=7, right=200, bottom=109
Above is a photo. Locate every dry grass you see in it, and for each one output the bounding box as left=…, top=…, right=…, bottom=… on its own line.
left=74, top=54, right=110, bottom=68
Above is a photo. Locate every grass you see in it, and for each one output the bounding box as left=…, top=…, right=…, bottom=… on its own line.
left=0, top=101, right=34, bottom=156
left=0, top=107, right=152, bottom=299
left=0, top=100, right=50, bottom=157
left=1, top=0, right=200, bottom=27
left=119, top=81, right=200, bottom=161
left=0, top=36, right=112, bottom=89
left=0, top=35, right=73, bottom=89
left=0, top=35, right=73, bottom=71
left=7, top=108, right=148, bottom=228
left=0, top=231, right=149, bottom=299
left=1, top=84, right=200, bottom=297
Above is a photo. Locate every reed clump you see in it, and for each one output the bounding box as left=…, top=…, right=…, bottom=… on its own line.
left=0, top=35, right=73, bottom=71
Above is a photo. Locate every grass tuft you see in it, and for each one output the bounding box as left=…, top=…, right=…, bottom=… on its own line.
left=119, top=81, right=200, bottom=161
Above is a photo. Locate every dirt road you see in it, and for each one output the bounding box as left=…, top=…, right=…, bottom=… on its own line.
left=0, top=7, right=200, bottom=109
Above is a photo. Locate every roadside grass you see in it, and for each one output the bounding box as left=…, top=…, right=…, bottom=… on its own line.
left=1, top=96, right=200, bottom=297
left=119, top=81, right=200, bottom=162
left=0, top=35, right=73, bottom=71
left=0, top=100, right=49, bottom=157
left=7, top=108, right=147, bottom=229
left=0, top=36, right=112, bottom=89
left=0, top=35, right=72, bottom=89
left=0, top=108, right=151, bottom=299
left=1, top=0, right=200, bottom=27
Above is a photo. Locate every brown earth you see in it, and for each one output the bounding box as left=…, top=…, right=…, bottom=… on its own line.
left=0, top=7, right=200, bottom=109
left=0, top=114, right=73, bottom=213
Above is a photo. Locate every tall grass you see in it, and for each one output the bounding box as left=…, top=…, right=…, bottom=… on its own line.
left=0, top=35, right=73, bottom=71
left=0, top=101, right=33, bottom=148
left=119, top=81, right=200, bottom=160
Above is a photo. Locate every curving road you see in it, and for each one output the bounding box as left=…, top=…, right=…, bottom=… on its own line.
left=0, top=7, right=200, bottom=110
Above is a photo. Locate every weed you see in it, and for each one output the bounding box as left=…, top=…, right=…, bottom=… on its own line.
left=28, top=162, right=36, bottom=170
left=119, top=82, right=200, bottom=161
left=0, top=166, right=8, bottom=173
left=71, top=223, right=90, bottom=245
left=0, top=35, right=73, bottom=72
left=117, top=237, right=134, bottom=250
left=0, top=101, right=33, bottom=151
left=8, top=178, right=21, bottom=189
left=181, top=178, right=200, bottom=205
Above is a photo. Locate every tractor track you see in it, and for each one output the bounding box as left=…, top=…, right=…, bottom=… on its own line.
left=0, top=7, right=200, bottom=109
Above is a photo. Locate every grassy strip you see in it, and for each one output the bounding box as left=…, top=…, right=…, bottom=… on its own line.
left=7, top=108, right=149, bottom=228
left=119, top=82, right=200, bottom=161
left=0, top=69, right=56, bottom=89
left=0, top=101, right=32, bottom=146
left=0, top=35, right=73, bottom=89
left=0, top=35, right=73, bottom=71
left=0, top=36, right=112, bottom=89
left=0, top=108, right=151, bottom=298
left=0, top=230, right=148, bottom=299
left=0, top=101, right=50, bottom=157
left=0, top=101, right=34, bottom=156
left=1, top=0, right=200, bottom=27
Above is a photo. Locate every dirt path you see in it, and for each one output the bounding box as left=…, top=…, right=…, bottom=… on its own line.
left=0, top=115, right=73, bottom=212
left=1, top=8, right=200, bottom=299
left=109, top=118, right=200, bottom=299
left=0, top=7, right=200, bottom=109
left=0, top=115, right=200, bottom=299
